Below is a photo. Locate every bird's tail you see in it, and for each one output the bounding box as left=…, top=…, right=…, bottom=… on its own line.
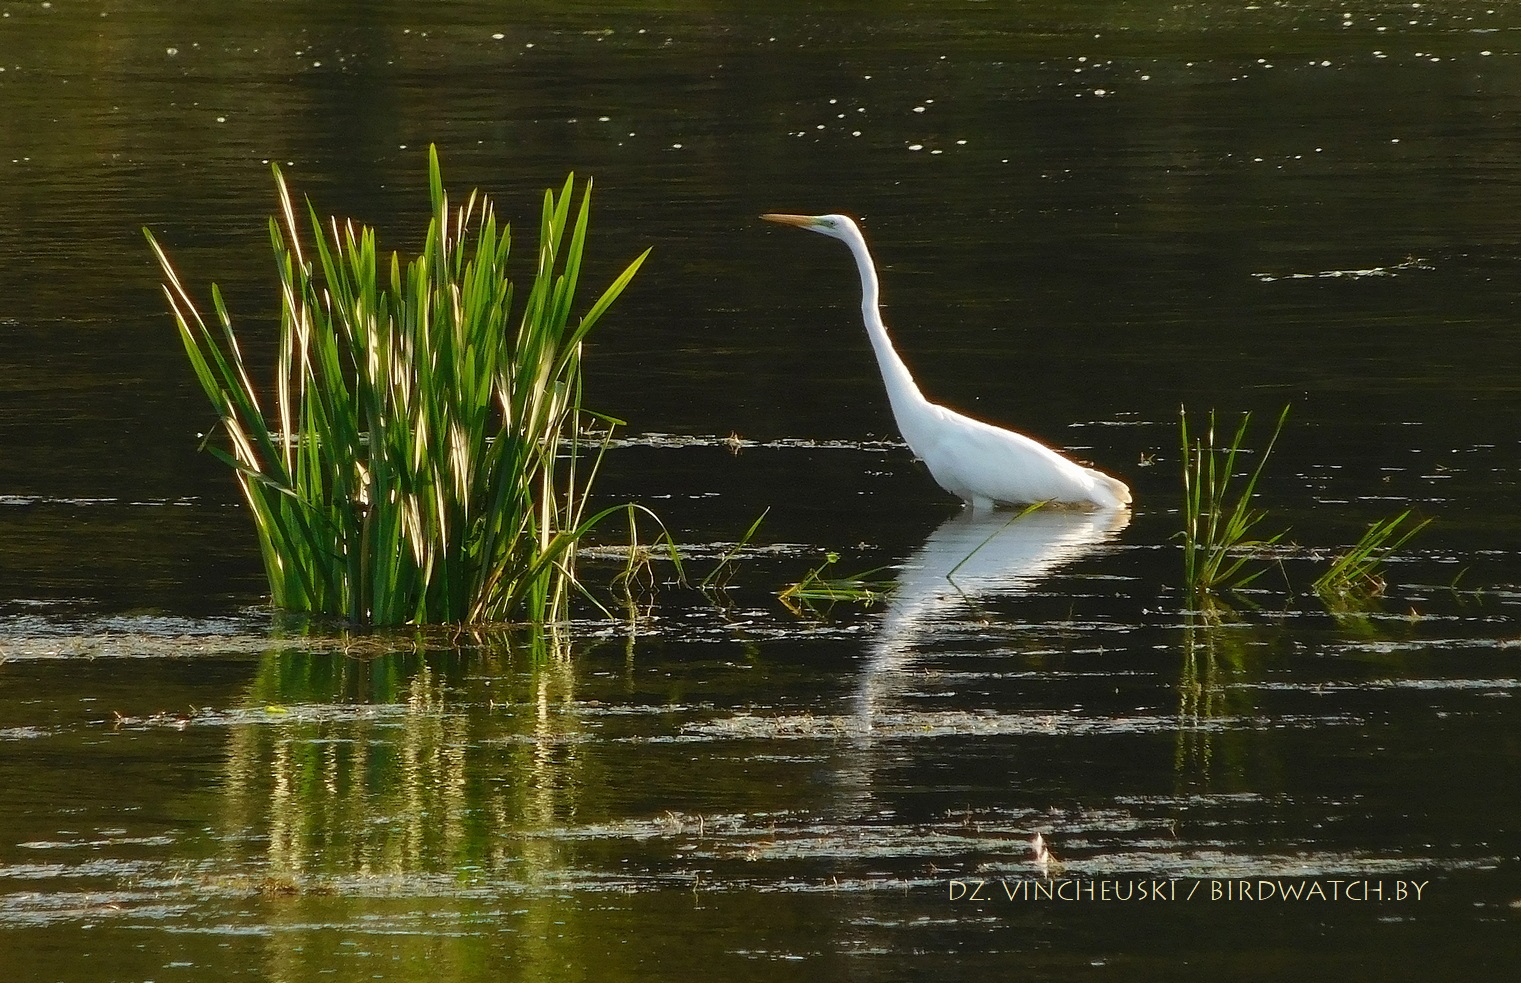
left=1085, top=468, right=1133, bottom=507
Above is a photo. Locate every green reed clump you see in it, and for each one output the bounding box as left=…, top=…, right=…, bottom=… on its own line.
left=1179, top=405, right=1290, bottom=595
left=1313, top=510, right=1430, bottom=599
left=778, top=552, right=893, bottom=616
left=145, top=146, right=649, bottom=626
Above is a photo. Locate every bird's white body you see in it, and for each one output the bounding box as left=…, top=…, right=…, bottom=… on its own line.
left=762, top=212, right=1131, bottom=511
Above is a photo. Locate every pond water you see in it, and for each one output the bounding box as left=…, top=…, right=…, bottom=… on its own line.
left=2, top=0, right=1520, bottom=979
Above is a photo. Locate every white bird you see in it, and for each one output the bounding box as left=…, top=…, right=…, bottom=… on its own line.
left=762, top=212, right=1131, bottom=511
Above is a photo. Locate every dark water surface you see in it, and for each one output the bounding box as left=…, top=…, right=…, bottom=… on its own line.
left=2, top=1, right=1520, bottom=979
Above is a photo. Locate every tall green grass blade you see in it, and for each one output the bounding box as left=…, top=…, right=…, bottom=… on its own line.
left=697, top=508, right=770, bottom=591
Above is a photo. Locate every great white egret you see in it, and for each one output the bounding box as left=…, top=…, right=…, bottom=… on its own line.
left=762, top=212, right=1132, bottom=510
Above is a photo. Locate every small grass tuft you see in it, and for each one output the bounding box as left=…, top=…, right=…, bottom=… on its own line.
left=1313, top=510, right=1430, bottom=600
left=1179, top=405, right=1290, bottom=595
left=778, top=552, right=894, bottom=616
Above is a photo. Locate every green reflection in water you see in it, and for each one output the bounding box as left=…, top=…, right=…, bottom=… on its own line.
left=219, top=633, right=593, bottom=978
left=1174, top=602, right=1268, bottom=789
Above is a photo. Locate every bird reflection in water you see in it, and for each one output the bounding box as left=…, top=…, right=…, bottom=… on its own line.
left=856, top=504, right=1131, bottom=720
left=827, top=505, right=1128, bottom=821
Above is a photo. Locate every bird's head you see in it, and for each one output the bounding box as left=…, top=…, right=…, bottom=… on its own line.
left=761, top=212, right=862, bottom=243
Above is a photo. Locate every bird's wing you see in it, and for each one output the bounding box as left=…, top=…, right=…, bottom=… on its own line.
left=914, top=403, right=1115, bottom=506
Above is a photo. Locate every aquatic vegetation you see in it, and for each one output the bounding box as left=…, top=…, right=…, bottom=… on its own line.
left=697, top=509, right=770, bottom=594
left=145, top=147, right=649, bottom=626
left=608, top=505, right=687, bottom=628
left=778, top=552, right=894, bottom=615
left=1178, top=406, right=1290, bottom=596
left=1313, top=510, right=1431, bottom=601
left=1179, top=407, right=1432, bottom=611
left=608, top=508, right=769, bottom=622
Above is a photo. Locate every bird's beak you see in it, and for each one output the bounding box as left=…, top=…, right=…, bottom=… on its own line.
left=761, top=213, right=816, bottom=228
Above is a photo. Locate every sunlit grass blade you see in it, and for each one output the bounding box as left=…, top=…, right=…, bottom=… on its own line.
left=778, top=552, right=894, bottom=616
left=1312, top=510, right=1430, bottom=599
left=944, top=501, right=1047, bottom=582
left=1179, top=405, right=1290, bottom=596
left=145, top=145, right=647, bottom=626
left=698, top=508, right=770, bottom=592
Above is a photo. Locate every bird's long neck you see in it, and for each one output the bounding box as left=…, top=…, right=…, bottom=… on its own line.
left=848, top=236, right=930, bottom=436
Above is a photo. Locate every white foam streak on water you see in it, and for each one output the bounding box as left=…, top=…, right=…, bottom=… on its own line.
left=1252, top=256, right=1434, bottom=282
